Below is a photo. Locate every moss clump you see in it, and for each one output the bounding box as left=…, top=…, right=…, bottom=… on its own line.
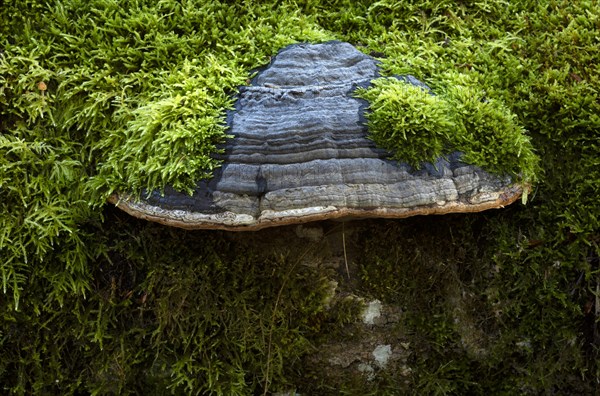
left=445, top=82, right=538, bottom=183
left=356, top=76, right=539, bottom=183
left=355, top=79, right=453, bottom=168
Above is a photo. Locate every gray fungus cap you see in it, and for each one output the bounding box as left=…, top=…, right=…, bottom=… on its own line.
left=109, top=41, right=523, bottom=231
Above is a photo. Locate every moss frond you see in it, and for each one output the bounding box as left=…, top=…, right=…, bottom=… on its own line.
left=356, top=75, right=539, bottom=183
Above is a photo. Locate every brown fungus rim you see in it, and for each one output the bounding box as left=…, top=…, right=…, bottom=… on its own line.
left=107, top=184, right=525, bottom=231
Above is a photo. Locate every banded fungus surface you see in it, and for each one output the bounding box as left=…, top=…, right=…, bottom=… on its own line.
left=109, top=41, right=525, bottom=231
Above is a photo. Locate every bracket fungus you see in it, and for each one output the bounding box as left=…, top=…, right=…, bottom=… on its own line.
left=109, top=41, right=524, bottom=231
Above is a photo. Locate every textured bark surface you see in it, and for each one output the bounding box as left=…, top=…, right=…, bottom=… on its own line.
left=110, top=41, right=522, bottom=230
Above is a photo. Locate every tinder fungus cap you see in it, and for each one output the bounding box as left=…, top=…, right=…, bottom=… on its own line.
left=110, top=41, right=523, bottom=231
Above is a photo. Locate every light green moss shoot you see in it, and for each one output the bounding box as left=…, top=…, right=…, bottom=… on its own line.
left=356, top=79, right=453, bottom=167
left=356, top=77, right=539, bottom=183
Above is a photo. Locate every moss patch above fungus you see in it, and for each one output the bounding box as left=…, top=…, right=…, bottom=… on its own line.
left=0, top=1, right=333, bottom=201
left=355, top=78, right=453, bottom=168
left=355, top=76, right=539, bottom=183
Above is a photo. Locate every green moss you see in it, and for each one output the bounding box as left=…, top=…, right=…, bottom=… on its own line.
left=444, top=81, right=538, bottom=182
left=356, top=76, right=539, bottom=182
left=0, top=0, right=332, bottom=198
left=355, top=79, right=453, bottom=168
left=1, top=0, right=599, bottom=394
left=1, top=211, right=341, bottom=394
